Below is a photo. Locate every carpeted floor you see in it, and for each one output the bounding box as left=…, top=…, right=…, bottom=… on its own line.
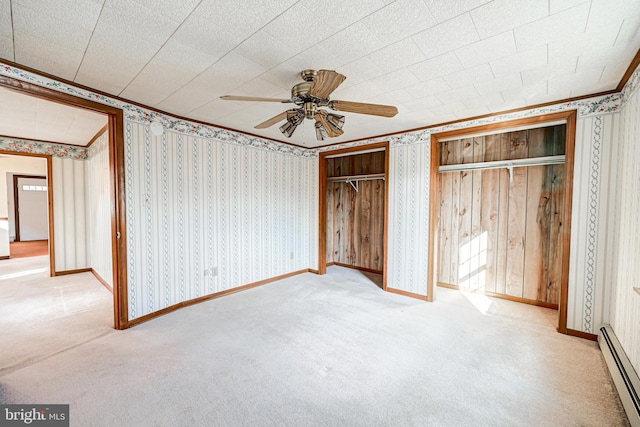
left=9, top=240, right=48, bottom=258
left=0, top=256, right=113, bottom=375
left=0, top=262, right=629, bottom=426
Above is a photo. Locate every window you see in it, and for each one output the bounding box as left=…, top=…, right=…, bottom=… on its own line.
left=22, top=185, right=47, bottom=192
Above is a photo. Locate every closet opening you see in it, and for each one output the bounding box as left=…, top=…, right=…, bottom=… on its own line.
left=429, top=111, right=577, bottom=334
left=318, top=141, right=389, bottom=290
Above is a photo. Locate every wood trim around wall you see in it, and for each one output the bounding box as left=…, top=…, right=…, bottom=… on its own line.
left=567, top=328, right=598, bottom=341
left=0, top=152, right=55, bottom=274
left=91, top=269, right=113, bottom=293
left=0, top=74, right=128, bottom=330
left=386, top=287, right=428, bottom=301
left=86, top=123, right=109, bottom=148
left=54, top=268, right=92, bottom=276
left=437, top=282, right=559, bottom=310
left=332, top=262, right=383, bottom=275
left=429, top=110, right=577, bottom=337
left=617, top=48, right=640, bottom=92
left=12, top=173, right=46, bottom=242
left=127, top=268, right=313, bottom=328
left=317, top=141, right=390, bottom=290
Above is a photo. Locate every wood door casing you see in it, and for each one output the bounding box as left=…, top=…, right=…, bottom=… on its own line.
left=437, top=125, right=566, bottom=308
left=326, top=151, right=385, bottom=272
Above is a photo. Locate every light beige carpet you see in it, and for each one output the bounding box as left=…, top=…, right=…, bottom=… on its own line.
left=0, top=255, right=114, bottom=375
left=0, top=264, right=629, bottom=426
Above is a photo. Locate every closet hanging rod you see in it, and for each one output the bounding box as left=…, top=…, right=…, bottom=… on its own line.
left=327, top=173, right=386, bottom=183
left=438, top=155, right=565, bottom=173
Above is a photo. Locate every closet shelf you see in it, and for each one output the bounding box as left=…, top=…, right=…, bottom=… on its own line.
left=327, top=173, right=386, bottom=182
left=439, top=155, right=565, bottom=183
left=327, top=173, right=385, bottom=192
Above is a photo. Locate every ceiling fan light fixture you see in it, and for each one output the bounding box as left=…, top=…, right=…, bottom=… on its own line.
left=315, top=121, right=328, bottom=141
left=280, top=110, right=304, bottom=137
left=279, top=119, right=298, bottom=138
left=221, top=69, right=398, bottom=140
left=326, top=113, right=345, bottom=130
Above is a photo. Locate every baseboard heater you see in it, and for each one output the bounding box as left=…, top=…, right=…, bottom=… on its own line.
left=599, top=325, right=640, bottom=426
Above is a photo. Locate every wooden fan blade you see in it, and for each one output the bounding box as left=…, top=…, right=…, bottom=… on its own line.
left=309, top=70, right=346, bottom=99
left=330, top=100, right=398, bottom=117
left=221, top=95, right=291, bottom=103
left=254, top=110, right=292, bottom=129
left=315, top=113, right=344, bottom=138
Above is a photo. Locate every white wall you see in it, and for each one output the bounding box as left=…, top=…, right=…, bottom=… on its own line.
left=314, top=108, right=619, bottom=335
left=387, top=142, right=431, bottom=295
left=87, top=131, right=113, bottom=286
left=607, top=77, right=640, bottom=373
left=568, top=114, right=620, bottom=333
left=0, top=156, right=47, bottom=240
left=124, top=121, right=313, bottom=320
left=52, top=156, right=89, bottom=271
left=0, top=156, right=47, bottom=257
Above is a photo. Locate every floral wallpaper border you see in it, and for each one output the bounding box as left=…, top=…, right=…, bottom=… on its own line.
left=0, top=137, right=89, bottom=160
left=1, top=60, right=639, bottom=159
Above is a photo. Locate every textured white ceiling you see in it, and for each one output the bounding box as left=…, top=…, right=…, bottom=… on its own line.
left=1, top=0, right=639, bottom=148
left=0, top=86, right=108, bottom=146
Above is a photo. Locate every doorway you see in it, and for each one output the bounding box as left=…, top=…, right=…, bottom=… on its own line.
left=436, top=125, right=566, bottom=309
left=0, top=73, right=128, bottom=329
left=318, top=141, right=389, bottom=290
left=429, top=111, right=577, bottom=334
left=14, top=175, right=48, bottom=242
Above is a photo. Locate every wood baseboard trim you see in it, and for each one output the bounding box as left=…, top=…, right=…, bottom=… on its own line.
left=91, top=269, right=113, bottom=293
left=53, top=268, right=92, bottom=276
left=0, top=255, right=9, bottom=260
left=386, top=287, right=427, bottom=301
left=308, top=269, right=320, bottom=274
left=332, top=262, right=383, bottom=275
left=566, top=328, right=598, bottom=341
left=127, top=269, right=311, bottom=328
left=437, top=282, right=559, bottom=310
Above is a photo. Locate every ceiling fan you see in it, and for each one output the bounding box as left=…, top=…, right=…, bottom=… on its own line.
left=220, top=69, right=398, bottom=141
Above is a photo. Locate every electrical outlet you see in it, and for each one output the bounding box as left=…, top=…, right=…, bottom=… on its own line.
left=213, top=267, right=218, bottom=276
left=290, top=252, right=294, bottom=260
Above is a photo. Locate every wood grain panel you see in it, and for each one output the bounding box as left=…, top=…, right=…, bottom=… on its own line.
left=523, top=165, right=551, bottom=301
left=326, top=152, right=386, bottom=272
left=505, top=167, right=527, bottom=297
left=548, top=164, right=565, bottom=305
left=495, top=166, right=510, bottom=295
left=438, top=125, right=566, bottom=306
left=470, top=137, right=483, bottom=290
left=439, top=169, right=452, bottom=285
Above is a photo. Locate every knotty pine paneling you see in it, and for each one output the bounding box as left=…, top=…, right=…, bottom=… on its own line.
left=326, top=180, right=385, bottom=271
left=438, top=126, right=566, bottom=306
left=326, top=151, right=385, bottom=272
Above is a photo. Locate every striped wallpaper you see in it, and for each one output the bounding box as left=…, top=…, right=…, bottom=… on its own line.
left=124, top=121, right=313, bottom=319
left=387, top=142, right=431, bottom=296
left=2, top=60, right=640, bottom=339
left=608, top=82, right=640, bottom=373
left=568, top=114, right=620, bottom=333
left=87, top=131, right=113, bottom=286
left=52, top=156, right=89, bottom=271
